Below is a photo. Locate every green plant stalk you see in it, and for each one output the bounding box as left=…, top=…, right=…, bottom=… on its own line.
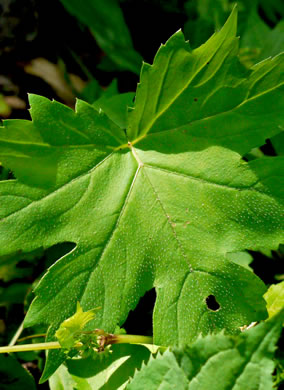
left=0, top=334, right=153, bottom=353
left=17, top=333, right=46, bottom=343
left=0, top=341, right=62, bottom=353
left=9, top=320, right=24, bottom=347
left=111, top=334, right=153, bottom=345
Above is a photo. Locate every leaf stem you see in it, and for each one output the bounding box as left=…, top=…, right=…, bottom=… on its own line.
left=17, top=333, right=46, bottom=343
left=0, top=341, right=62, bottom=353
left=0, top=333, right=153, bottom=354
left=110, top=334, right=153, bottom=345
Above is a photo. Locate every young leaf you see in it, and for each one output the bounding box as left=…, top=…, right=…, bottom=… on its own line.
left=0, top=8, right=283, bottom=380
left=127, top=311, right=284, bottom=390
left=55, top=302, right=99, bottom=349
left=127, top=350, right=189, bottom=390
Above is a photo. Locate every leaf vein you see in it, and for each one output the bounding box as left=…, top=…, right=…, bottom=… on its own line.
left=144, top=164, right=263, bottom=194
left=0, top=152, right=114, bottom=222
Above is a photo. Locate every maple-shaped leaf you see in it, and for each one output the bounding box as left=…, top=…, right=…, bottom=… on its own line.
left=0, top=8, right=283, bottom=380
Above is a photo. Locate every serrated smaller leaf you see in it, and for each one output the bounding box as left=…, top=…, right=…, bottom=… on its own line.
left=126, top=350, right=188, bottom=390
left=127, top=311, right=284, bottom=390
left=264, top=281, right=284, bottom=319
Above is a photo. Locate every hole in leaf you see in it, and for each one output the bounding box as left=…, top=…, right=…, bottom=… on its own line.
left=122, top=288, right=155, bottom=336
left=205, top=295, right=220, bottom=311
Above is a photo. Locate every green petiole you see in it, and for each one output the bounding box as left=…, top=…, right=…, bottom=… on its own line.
left=0, top=333, right=153, bottom=354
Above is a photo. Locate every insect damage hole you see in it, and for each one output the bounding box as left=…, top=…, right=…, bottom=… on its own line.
left=205, top=295, right=220, bottom=311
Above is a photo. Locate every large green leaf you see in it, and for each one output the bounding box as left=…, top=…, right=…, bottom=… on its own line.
left=58, top=0, right=142, bottom=74
left=0, top=9, right=283, bottom=380
left=126, top=310, right=284, bottom=390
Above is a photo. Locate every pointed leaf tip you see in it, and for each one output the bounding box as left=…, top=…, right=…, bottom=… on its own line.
left=223, top=4, right=238, bottom=36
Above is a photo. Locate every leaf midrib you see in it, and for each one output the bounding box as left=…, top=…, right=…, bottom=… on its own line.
left=132, top=80, right=284, bottom=143
left=137, top=32, right=236, bottom=138
left=143, top=164, right=265, bottom=194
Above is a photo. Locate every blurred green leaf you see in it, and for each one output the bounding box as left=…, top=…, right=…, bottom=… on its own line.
left=50, top=344, right=151, bottom=390
left=271, top=132, right=284, bottom=156
left=259, top=0, right=284, bottom=24
left=66, top=344, right=151, bottom=390
left=264, top=281, right=284, bottom=319
left=49, top=364, right=76, bottom=390
left=59, top=0, right=142, bottom=74
left=258, top=20, right=284, bottom=61
left=240, top=4, right=270, bottom=50
left=0, top=283, right=30, bottom=305
left=0, top=249, right=43, bottom=283
left=0, top=354, right=36, bottom=390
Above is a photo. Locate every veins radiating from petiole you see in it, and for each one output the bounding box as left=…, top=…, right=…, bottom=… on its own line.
left=128, top=142, right=144, bottom=168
